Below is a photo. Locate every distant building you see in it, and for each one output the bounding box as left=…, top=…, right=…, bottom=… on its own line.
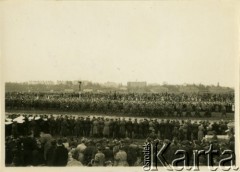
left=148, top=83, right=160, bottom=86
left=103, top=82, right=119, bottom=88
left=179, top=86, right=199, bottom=93
left=209, top=86, right=234, bottom=94
left=127, top=81, right=147, bottom=88
left=28, top=81, right=54, bottom=85
left=127, top=81, right=147, bottom=93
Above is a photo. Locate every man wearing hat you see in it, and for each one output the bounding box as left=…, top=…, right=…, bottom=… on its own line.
left=143, top=119, right=149, bottom=138
left=22, top=131, right=37, bottom=166
left=68, top=116, right=75, bottom=136
left=113, top=118, right=120, bottom=139
left=93, top=146, right=105, bottom=166
left=98, top=117, right=105, bottom=138
left=168, top=139, right=179, bottom=163
left=132, top=119, right=139, bottom=139
left=33, top=116, right=41, bottom=137
left=82, top=139, right=96, bottom=165
left=126, top=118, right=133, bottom=138
left=67, top=149, right=83, bottom=166
left=53, top=139, right=68, bottom=166
left=46, top=140, right=57, bottom=166
left=114, top=145, right=129, bottom=166
left=119, top=118, right=126, bottom=138
left=85, top=116, right=92, bottom=137
left=11, top=121, right=19, bottom=138
left=138, top=119, right=144, bottom=139
left=103, top=145, right=113, bottom=163
left=109, top=118, right=114, bottom=138
left=92, top=117, right=99, bottom=137
left=161, top=119, right=167, bottom=140
left=192, top=121, right=199, bottom=140
left=61, top=118, right=69, bottom=137
left=103, top=118, right=110, bottom=138
left=40, top=131, right=53, bottom=162
left=76, top=138, right=87, bottom=164
left=125, top=140, right=138, bottom=166
left=180, top=140, right=193, bottom=167
left=48, top=115, right=56, bottom=136
left=80, top=117, right=86, bottom=137
left=5, top=120, right=13, bottom=136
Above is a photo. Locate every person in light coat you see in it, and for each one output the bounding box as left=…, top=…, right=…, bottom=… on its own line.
left=103, top=118, right=110, bottom=138
left=76, top=138, right=87, bottom=164
left=198, top=124, right=204, bottom=141
left=93, top=147, right=105, bottom=166
left=114, top=147, right=129, bottom=166
left=67, top=149, right=83, bottom=166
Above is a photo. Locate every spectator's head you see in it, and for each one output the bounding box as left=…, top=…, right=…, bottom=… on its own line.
left=86, top=140, right=94, bottom=146
left=97, top=146, right=103, bottom=152
left=194, top=140, right=201, bottom=146
left=51, top=140, right=57, bottom=146
left=57, top=139, right=63, bottom=146
left=81, top=138, right=86, bottom=144
left=72, top=149, right=79, bottom=160
left=40, top=131, right=45, bottom=136
left=27, top=130, right=33, bottom=137
left=63, top=138, right=68, bottom=143
left=70, top=141, right=78, bottom=148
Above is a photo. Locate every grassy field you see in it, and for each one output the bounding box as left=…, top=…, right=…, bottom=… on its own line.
left=5, top=109, right=234, bottom=121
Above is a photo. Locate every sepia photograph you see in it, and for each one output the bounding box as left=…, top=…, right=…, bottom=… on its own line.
left=1, top=0, right=239, bottom=171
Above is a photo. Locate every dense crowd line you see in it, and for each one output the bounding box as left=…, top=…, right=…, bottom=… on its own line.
left=5, top=92, right=234, bottom=117
left=5, top=114, right=235, bottom=167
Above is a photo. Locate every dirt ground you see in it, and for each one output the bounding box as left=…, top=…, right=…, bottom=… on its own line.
left=5, top=109, right=234, bottom=122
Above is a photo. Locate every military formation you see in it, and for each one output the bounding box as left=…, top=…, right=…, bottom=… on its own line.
left=5, top=92, right=234, bottom=117
left=5, top=91, right=235, bottom=167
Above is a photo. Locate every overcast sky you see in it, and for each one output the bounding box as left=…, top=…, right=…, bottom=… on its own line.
left=1, top=1, right=239, bottom=87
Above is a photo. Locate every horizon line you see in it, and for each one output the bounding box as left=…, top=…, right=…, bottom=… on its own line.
left=4, top=80, right=234, bottom=89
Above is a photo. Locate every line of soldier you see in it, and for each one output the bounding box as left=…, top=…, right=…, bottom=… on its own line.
left=5, top=92, right=233, bottom=117
left=6, top=114, right=232, bottom=142
left=6, top=92, right=234, bottom=102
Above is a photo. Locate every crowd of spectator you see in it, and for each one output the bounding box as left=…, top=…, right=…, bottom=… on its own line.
left=4, top=92, right=235, bottom=167
left=5, top=114, right=235, bottom=167
left=5, top=92, right=234, bottom=117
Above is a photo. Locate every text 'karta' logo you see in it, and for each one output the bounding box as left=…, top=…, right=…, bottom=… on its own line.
left=143, top=142, right=238, bottom=171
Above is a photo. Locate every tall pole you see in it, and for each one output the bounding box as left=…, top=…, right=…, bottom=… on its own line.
left=78, top=81, right=82, bottom=99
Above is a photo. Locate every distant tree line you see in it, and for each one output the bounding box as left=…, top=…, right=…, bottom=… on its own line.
left=5, top=82, right=234, bottom=94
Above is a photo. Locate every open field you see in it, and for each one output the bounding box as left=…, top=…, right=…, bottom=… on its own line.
left=5, top=110, right=234, bottom=122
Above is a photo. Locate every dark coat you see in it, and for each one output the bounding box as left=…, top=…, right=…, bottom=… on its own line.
left=46, top=146, right=56, bottom=166
left=53, top=145, right=68, bottom=166
left=83, top=145, right=96, bottom=165
left=22, top=136, right=37, bottom=166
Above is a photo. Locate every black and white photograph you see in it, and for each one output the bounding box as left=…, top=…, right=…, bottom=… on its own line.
left=1, top=0, right=239, bottom=171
